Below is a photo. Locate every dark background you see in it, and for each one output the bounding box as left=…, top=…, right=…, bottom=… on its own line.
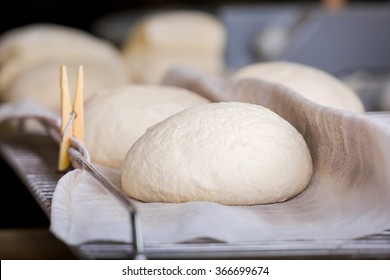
left=0, top=0, right=252, bottom=35
left=1, top=0, right=389, bottom=35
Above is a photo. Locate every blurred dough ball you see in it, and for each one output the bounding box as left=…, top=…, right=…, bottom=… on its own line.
left=0, top=23, right=130, bottom=94
left=85, top=85, right=210, bottom=169
left=233, top=61, right=365, bottom=113
left=3, top=61, right=129, bottom=114
left=122, top=102, right=313, bottom=205
left=121, top=10, right=226, bottom=84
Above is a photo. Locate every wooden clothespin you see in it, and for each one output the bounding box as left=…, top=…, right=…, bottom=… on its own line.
left=58, top=65, right=84, bottom=171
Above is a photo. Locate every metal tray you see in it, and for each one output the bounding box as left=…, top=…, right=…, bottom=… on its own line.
left=1, top=133, right=390, bottom=259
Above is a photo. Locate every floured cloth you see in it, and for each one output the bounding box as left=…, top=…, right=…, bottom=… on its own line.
left=45, top=67, right=390, bottom=246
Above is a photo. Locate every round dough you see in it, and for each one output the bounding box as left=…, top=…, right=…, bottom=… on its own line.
left=85, top=85, right=210, bottom=169
left=233, top=61, right=365, bottom=113
left=122, top=10, right=226, bottom=84
left=3, top=61, right=129, bottom=114
left=122, top=102, right=313, bottom=205
left=0, top=23, right=130, bottom=92
left=123, top=10, right=225, bottom=52
left=122, top=50, right=223, bottom=86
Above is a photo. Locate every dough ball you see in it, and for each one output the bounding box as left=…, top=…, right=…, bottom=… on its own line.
left=122, top=49, right=223, bottom=86
left=122, top=10, right=226, bottom=84
left=85, top=85, right=210, bottom=169
left=233, top=61, right=365, bottom=113
left=3, top=61, right=129, bottom=114
left=122, top=102, right=313, bottom=205
left=0, top=23, right=129, bottom=92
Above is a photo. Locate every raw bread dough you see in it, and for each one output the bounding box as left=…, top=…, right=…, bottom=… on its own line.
left=84, top=85, right=210, bottom=169
left=122, top=102, right=313, bottom=205
left=122, top=10, right=226, bottom=84
left=0, top=23, right=130, bottom=92
left=233, top=61, right=365, bottom=113
left=3, top=61, right=129, bottom=114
